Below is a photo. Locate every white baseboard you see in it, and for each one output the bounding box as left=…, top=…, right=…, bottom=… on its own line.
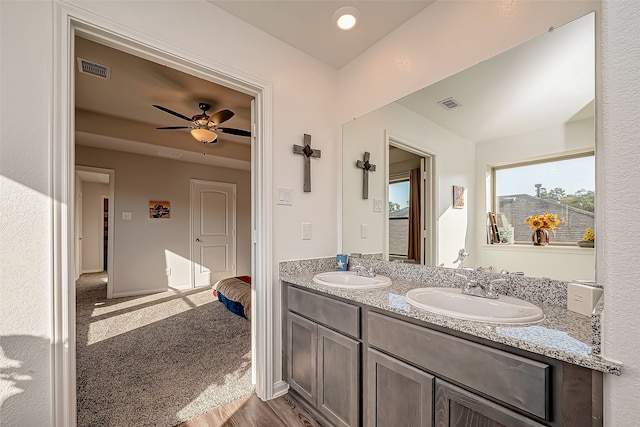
left=81, top=268, right=104, bottom=274
left=111, top=288, right=166, bottom=298
left=272, top=380, right=290, bottom=398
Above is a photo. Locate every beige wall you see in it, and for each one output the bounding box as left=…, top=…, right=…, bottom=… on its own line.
left=81, top=181, right=109, bottom=273
left=76, top=145, right=251, bottom=296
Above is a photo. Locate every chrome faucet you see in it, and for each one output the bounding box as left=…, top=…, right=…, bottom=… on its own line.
left=352, top=263, right=376, bottom=278
left=456, top=273, right=504, bottom=299
left=453, top=248, right=469, bottom=269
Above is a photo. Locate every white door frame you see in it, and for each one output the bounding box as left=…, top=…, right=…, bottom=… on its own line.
left=75, top=166, right=115, bottom=298
left=52, top=4, right=273, bottom=426
left=384, top=132, right=437, bottom=266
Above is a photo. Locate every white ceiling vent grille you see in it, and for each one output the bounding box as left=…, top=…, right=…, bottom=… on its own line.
left=437, top=97, right=462, bottom=110
left=77, top=58, right=110, bottom=79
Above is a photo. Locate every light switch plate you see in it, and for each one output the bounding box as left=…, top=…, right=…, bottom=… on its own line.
left=302, top=222, right=312, bottom=240
left=277, top=187, right=292, bottom=206
left=373, top=199, right=383, bottom=212
left=361, top=224, right=368, bottom=238
left=122, top=211, right=132, bottom=220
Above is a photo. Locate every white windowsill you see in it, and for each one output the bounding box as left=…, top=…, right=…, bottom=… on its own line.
left=482, top=244, right=594, bottom=255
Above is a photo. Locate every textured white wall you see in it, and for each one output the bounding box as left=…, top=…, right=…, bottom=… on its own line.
left=601, top=0, right=640, bottom=425
left=0, top=2, right=53, bottom=425
left=81, top=182, right=109, bottom=273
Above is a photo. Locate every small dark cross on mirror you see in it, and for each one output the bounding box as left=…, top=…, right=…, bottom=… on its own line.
left=293, top=134, right=321, bottom=192
left=356, top=151, right=376, bottom=199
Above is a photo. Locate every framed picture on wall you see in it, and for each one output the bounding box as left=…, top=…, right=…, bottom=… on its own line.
left=452, top=186, right=464, bottom=209
left=149, top=201, right=170, bottom=219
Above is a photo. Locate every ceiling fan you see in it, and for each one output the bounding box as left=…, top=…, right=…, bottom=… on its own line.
left=153, top=102, right=251, bottom=144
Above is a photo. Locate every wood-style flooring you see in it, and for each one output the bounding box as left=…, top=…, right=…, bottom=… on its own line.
left=178, top=393, right=328, bottom=427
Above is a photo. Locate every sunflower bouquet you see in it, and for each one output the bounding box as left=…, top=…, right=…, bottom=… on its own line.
left=524, top=212, right=564, bottom=231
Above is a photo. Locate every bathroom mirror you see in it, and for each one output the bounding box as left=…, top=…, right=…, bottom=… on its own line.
left=342, top=12, right=596, bottom=281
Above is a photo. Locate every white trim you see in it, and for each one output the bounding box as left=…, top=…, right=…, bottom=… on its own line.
left=111, top=288, right=168, bottom=298
left=76, top=165, right=114, bottom=298
left=81, top=269, right=104, bottom=274
left=52, top=4, right=275, bottom=425
left=385, top=132, right=438, bottom=265
left=272, top=380, right=290, bottom=398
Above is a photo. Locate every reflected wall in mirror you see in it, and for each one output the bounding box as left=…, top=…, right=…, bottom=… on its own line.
left=342, top=12, right=595, bottom=281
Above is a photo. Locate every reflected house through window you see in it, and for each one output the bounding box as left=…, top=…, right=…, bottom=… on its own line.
left=494, top=154, right=595, bottom=244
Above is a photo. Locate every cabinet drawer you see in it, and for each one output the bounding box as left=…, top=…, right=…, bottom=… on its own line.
left=288, top=286, right=360, bottom=338
left=368, top=312, right=550, bottom=420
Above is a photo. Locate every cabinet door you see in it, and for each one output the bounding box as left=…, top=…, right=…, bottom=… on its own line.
left=367, top=348, right=434, bottom=427
left=288, top=312, right=318, bottom=405
left=318, top=325, right=360, bottom=427
left=435, top=380, right=545, bottom=427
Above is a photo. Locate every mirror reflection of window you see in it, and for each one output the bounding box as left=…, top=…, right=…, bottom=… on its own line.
left=493, top=153, right=595, bottom=245
left=389, top=178, right=409, bottom=259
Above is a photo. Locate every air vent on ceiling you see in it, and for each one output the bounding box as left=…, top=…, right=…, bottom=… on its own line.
left=437, top=97, right=462, bottom=110
left=157, top=149, right=183, bottom=160
left=77, top=57, right=110, bottom=79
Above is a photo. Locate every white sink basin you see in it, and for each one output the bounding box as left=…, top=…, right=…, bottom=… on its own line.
left=313, top=271, right=392, bottom=289
left=405, top=287, right=544, bottom=324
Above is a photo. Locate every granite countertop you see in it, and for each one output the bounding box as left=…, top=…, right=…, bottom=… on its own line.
left=280, top=268, right=622, bottom=376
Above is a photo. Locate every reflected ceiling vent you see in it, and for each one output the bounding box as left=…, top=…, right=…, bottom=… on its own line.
left=77, top=57, right=110, bottom=79
left=157, top=148, right=183, bottom=159
left=437, top=97, right=462, bottom=110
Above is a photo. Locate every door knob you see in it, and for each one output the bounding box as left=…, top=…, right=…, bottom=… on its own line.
left=195, top=238, right=200, bottom=242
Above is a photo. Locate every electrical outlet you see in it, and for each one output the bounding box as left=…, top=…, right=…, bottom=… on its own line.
left=361, top=224, right=368, bottom=238
left=302, top=222, right=312, bottom=240
left=165, top=267, right=171, bottom=276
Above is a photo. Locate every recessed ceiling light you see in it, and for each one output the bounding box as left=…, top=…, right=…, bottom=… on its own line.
left=333, top=6, right=360, bottom=31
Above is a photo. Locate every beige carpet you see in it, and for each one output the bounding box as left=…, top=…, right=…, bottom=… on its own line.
left=76, top=272, right=254, bottom=426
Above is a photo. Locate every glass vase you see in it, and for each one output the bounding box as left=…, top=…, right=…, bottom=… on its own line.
left=532, top=229, right=550, bottom=246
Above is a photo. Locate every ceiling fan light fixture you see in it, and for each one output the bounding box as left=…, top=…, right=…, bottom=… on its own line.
left=191, top=128, right=218, bottom=143
left=333, top=6, right=359, bottom=31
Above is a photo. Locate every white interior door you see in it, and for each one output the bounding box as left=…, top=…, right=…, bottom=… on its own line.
left=191, top=180, right=237, bottom=287
left=75, top=183, right=83, bottom=280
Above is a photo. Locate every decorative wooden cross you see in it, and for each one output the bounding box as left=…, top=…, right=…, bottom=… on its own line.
left=293, top=134, right=321, bottom=192
left=356, top=151, right=376, bottom=199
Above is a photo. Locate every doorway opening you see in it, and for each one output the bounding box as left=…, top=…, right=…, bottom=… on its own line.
left=386, top=135, right=436, bottom=265
left=54, top=8, right=274, bottom=426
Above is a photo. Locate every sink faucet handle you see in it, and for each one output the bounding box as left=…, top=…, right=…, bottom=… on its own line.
left=455, top=273, right=468, bottom=281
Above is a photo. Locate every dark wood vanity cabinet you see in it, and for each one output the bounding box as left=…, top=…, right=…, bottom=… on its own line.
left=366, top=348, right=434, bottom=427
left=286, top=286, right=360, bottom=427
left=283, top=282, right=602, bottom=427
left=435, top=380, right=545, bottom=427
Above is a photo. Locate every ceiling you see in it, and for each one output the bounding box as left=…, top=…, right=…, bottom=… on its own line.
left=75, top=4, right=594, bottom=171
left=208, top=1, right=434, bottom=69
left=395, top=12, right=595, bottom=143
left=75, top=1, right=434, bottom=169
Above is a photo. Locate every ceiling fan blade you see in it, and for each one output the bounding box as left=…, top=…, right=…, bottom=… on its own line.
left=156, top=126, right=191, bottom=130
left=218, top=127, right=251, bottom=137
left=208, top=109, right=235, bottom=126
left=152, top=104, right=192, bottom=122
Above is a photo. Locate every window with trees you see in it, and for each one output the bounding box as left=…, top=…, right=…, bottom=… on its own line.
left=492, top=153, right=595, bottom=245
